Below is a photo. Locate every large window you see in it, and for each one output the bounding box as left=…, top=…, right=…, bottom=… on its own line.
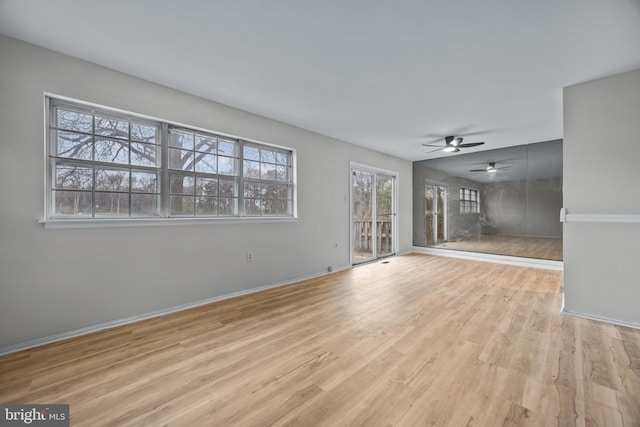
left=167, top=128, right=239, bottom=216
left=242, top=143, right=292, bottom=215
left=47, top=98, right=295, bottom=221
left=459, top=187, right=479, bottom=214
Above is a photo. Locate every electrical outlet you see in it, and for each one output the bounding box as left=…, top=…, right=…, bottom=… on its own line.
left=247, top=250, right=254, bottom=262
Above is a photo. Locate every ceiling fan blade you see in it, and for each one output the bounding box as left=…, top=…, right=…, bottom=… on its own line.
left=421, top=143, right=444, bottom=147
left=469, top=169, right=487, bottom=172
left=425, top=147, right=444, bottom=153
left=458, top=142, right=484, bottom=148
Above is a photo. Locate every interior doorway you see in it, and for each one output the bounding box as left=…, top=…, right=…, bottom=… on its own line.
left=425, top=181, right=447, bottom=245
left=351, top=163, right=397, bottom=265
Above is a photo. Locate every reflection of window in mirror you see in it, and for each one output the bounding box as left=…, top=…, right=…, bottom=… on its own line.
left=459, top=187, right=479, bottom=214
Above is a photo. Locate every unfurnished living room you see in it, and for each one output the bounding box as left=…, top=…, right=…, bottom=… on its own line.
left=1, top=1, right=639, bottom=426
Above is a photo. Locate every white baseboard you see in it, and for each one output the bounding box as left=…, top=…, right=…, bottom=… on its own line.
left=0, top=264, right=351, bottom=356
left=412, top=246, right=563, bottom=271
left=562, top=309, right=640, bottom=330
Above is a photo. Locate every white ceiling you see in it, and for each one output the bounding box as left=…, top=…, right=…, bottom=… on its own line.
left=1, top=0, right=639, bottom=161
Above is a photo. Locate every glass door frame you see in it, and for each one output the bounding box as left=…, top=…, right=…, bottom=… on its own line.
left=349, top=161, right=399, bottom=265
left=424, top=179, right=448, bottom=245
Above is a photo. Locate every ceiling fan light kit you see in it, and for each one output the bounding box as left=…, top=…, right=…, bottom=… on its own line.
left=469, top=162, right=511, bottom=173
left=422, top=135, right=485, bottom=154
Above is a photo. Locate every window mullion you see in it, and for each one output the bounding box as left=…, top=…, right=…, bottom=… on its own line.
left=160, top=123, right=170, bottom=217
left=91, top=112, right=96, bottom=218
left=127, top=117, right=132, bottom=218
left=238, top=140, right=245, bottom=217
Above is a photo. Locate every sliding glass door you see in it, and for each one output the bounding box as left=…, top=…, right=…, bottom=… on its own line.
left=376, top=174, right=394, bottom=258
left=351, top=164, right=397, bottom=264
left=425, top=181, right=447, bottom=245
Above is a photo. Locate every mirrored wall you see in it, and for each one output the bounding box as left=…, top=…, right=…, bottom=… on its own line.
left=413, top=139, right=562, bottom=260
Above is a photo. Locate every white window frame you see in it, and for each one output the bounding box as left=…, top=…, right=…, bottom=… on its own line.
left=42, top=94, right=297, bottom=229
left=459, top=187, right=480, bottom=214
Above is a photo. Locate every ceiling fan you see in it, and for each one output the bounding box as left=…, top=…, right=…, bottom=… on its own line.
left=423, top=135, right=485, bottom=153
left=469, top=162, right=510, bottom=173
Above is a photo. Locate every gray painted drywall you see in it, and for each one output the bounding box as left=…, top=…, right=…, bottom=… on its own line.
left=525, top=177, right=562, bottom=238
left=481, top=180, right=528, bottom=237
left=482, top=177, right=562, bottom=238
left=563, top=67, right=640, bottom=325
left=0, top=35, right=413, bottom=349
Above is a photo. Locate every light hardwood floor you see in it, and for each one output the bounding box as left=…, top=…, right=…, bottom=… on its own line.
left=1, top=254, right=639, bottom=426
left=435, top=234, right=563, bottom=261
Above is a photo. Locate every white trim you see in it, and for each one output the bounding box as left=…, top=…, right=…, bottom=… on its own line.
left=349, top=161, right=398, bottom=177
left=43, top=96, right=50, bottom=221
left=411, top=246, right=563, bottom=271
left=44, top=92, right=292, bottom=152
left=562, top=309, right=640, bottom=330
left=562, top=211, right=640, bottom=224
left=40, top=216, right=299, bottom=230
left=0, top=264, right=350, bottom=356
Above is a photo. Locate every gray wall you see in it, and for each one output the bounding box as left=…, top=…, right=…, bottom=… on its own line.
left=526, top=177, right=563, bottom=238
left=481, top=180, right=528, bottom=237
left=482, top=177, right=562, bottom=238
left=0, top=35, right=413, bottom=349
left=563, top=67, right=640, bottom=325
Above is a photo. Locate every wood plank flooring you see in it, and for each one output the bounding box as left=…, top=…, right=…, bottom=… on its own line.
left=1, top=254, right=639, bottom=426
left=435, top=234, right=563, bottom=261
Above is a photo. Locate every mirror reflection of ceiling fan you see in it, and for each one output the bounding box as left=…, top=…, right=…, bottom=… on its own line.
left=423, top=135, right=485, bottom=153
left=469, top=162, right=511, bottom=173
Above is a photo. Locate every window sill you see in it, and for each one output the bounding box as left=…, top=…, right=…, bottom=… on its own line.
left=39, top=216, right=299, bottom=230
